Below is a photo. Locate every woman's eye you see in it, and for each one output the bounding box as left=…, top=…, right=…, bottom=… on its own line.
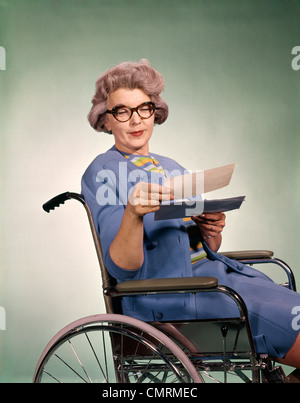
left=116, top=108, right=128, bottom=115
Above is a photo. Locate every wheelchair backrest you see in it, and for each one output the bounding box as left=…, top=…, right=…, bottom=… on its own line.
left=42, top=192, right=122, bottom=315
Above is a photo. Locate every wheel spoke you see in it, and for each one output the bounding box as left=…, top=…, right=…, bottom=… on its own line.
left=68, top=340, right=93, bottom=383
left=54, top=353, right=88, bottom=383
left=34, top=316, right=203, bottom=383
left=85, top=332, right=108, bottom=382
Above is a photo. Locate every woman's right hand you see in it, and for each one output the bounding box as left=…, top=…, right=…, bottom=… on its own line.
left=110, top=182, right=173, bottom=270
left=127, top=182, right=174, bottom=216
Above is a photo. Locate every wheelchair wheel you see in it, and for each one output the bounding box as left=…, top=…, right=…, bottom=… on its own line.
left=33, top=314, right=203, bottom=383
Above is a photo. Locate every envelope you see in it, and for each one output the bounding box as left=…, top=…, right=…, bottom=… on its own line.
left=154, top=196, right=245, bottom=221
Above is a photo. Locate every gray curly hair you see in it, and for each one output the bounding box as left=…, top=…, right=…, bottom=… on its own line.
left=88, top=59, right=169, bottom=134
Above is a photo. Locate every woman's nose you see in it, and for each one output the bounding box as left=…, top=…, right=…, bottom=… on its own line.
left=130, top=110, right=142, bottom=125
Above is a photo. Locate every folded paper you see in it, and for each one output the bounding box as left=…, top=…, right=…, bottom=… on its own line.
left=164, top=163, right=235, bottom=199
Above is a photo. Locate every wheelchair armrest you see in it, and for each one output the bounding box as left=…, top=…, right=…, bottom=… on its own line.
left=107, top=276, right=218, bottom=296
left=106, top=277, right=250, bottom=321
left=220, top=250, right=296, bottom=291
left=220, top=250, right=274, bottom=260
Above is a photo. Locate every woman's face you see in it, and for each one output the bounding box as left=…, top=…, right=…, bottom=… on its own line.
left=105, top=88, right=155, bottom=155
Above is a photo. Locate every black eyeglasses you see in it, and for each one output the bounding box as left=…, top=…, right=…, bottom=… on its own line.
left=106, top=101, right=156, bottom=122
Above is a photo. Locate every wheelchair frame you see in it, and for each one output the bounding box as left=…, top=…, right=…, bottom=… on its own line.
left=33, top=191, right=296, bottom=383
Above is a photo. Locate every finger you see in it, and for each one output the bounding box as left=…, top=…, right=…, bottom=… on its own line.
left=192, top=214, right=226, bottom=228
left=129, top=183, right=173, bottom=206
left=200, top=223, right=224, bottom=233
left=154, top=183, right=173, bottom=194
left=147, top=183, right=174, bottom=198
left=139, top=197, right=160, bottom=206
left=140, top=183, right=171, bottom=193
left=139, top=189, right=173, bottom=202
left=191, top=219, right=225, bottom=240
left=140, top=184, right=173, bottom=202
left=196, top=213, right=226, bottom=222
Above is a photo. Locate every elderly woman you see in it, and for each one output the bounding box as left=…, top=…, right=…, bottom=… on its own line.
left=81, top=59, right=300, bottom=376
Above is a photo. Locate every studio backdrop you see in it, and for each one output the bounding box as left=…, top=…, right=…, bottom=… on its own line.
left=0, top=0, right=299, bottom=382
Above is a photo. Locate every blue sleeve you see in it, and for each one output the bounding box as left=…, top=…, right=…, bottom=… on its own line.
left=81, top=160, right=147, bottom=282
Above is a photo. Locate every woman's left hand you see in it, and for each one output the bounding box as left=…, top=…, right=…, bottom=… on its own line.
left=191, top=213, right=226, bottom=251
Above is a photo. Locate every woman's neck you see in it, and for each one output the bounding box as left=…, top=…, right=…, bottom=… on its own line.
left=114, top=144, right=149, bottom=156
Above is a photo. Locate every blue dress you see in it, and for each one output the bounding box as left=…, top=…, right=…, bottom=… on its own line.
left=81, top=145, right=300, bottom=358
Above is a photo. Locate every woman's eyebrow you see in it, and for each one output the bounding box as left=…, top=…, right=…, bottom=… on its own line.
left=111, top=103, right=126, bottom=108
left=111, top=101, right=149, bottom=109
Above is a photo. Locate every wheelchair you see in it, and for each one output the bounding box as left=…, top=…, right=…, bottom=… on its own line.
left=33, top=192, right=297, bottom=383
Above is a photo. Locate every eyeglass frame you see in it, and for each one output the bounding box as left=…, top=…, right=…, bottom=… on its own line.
left=105, top=101, right=156, bottom=122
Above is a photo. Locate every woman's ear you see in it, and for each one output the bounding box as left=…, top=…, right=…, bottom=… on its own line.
left=104, top=117, right=112, bottom=133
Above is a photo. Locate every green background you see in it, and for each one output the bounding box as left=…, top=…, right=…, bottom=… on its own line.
left=0, top=0, right=299, bottom=382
